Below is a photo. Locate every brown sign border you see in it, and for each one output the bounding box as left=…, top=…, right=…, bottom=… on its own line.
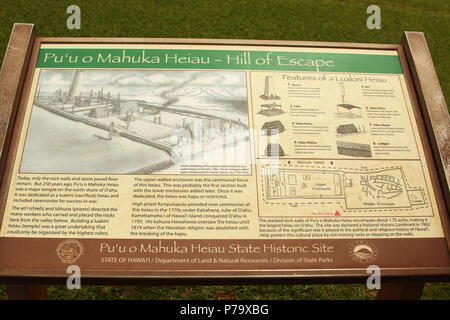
left=0, top=24, right=448, bottom=285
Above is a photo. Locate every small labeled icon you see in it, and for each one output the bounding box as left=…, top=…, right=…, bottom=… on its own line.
left=260, top=76, right=280, bottom=100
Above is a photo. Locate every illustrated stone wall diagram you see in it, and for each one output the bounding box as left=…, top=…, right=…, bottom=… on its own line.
left=261, top=166, right=428, bottom=213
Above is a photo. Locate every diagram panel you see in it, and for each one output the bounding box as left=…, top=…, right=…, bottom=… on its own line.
left=259, top=161, right=431, bottom=217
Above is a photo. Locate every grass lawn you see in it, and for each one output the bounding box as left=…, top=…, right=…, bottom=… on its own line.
left=0, top=0, right=449, bottom=299
left=0, top=282, right=449, bottom=300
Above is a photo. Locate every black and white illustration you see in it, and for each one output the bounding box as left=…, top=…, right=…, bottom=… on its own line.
left=336, top=140, right=372, bottom=158
left=261, top=165, right=428, bottom=213
left=263, top=143, right=285, bottom=157
left=260, top=120, right=286, bottom=136
left=335, top=82, right=363, bottom=118
left=20, top=70, right=251, bottom=174
left=260, top=120, right=286, bottom=157
left=257, top=102, right=284, bottom=117
left=259, top=76, right=280, bottom=100
left=257, top=76, right=284, bottom=116
left=335, top=104, right=363, bottom=118
left=336, top=123, right=366, bottom=136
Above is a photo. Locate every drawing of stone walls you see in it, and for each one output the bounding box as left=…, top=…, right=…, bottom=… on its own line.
left=337, top=140, right=372, bottom=158
left=261, top=166, right=427, bottom=211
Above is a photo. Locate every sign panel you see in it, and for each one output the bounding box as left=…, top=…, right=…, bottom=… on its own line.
left=0, top=42, right=448, bottom=278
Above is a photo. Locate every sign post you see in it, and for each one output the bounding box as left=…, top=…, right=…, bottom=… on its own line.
left=0, top=24, right=448, bottom=300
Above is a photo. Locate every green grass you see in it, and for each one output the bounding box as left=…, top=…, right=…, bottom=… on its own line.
left=0, top=0, right=449, bottom=300
left=0, top=282, right=449, bottom=300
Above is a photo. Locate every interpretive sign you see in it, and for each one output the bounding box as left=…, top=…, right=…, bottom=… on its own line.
left=0, top=25, right=448, bottom=283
